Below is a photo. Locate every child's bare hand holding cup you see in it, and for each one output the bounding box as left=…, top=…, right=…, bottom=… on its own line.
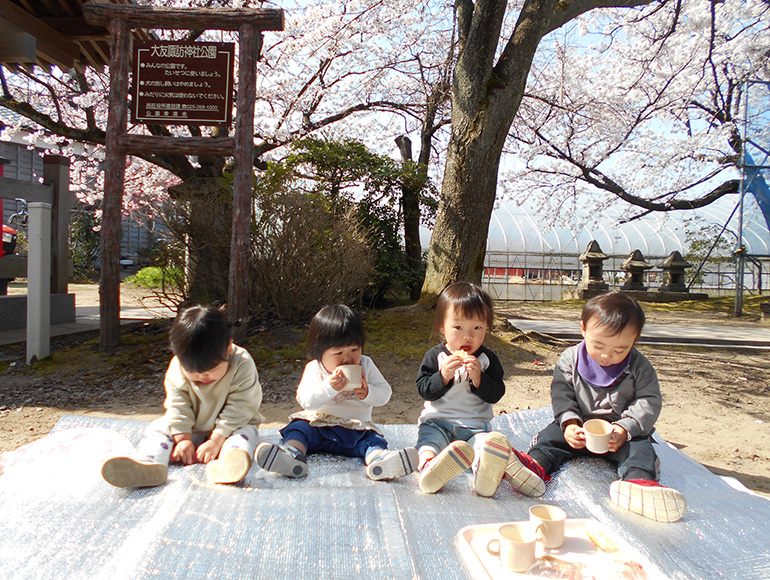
left=564, top=423, right=586, bottom=450
left=354, top=369, right=369, bottom=400
left=607, top=425, right=628, bottom=453
left=328, top=368, right=348, bottom=391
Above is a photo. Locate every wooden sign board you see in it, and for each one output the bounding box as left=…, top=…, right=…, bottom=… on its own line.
left=131, top=40, right=235, bottom=125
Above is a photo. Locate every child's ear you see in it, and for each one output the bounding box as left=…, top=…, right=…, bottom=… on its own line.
left=227, top=340, right=234, bottom=355
left=579, top=320, right=586, bottom=338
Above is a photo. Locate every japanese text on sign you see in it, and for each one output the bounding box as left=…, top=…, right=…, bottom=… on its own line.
left=131, top=41, right=234, bottom=126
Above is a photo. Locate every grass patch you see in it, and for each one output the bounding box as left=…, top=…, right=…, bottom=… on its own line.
left=246, top=326, right=307, bottom=370
left=125, top=266, right=183, bottom=289
left=4, top=294, right=763, bottom=380
left=640, top=294, right=764, bottom=315
left=29, top=326, right=171, bottom=380
left=362, top=309, right=435, bottom=362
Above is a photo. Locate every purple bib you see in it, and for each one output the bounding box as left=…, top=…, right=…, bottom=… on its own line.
left=576, top=340, right=630, bottom=388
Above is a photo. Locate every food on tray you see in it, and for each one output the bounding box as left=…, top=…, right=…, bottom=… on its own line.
left=611, top=557, right=648, bottom=580
left=527, top=555, right=587, bottom=579
left=584, top=521, right=620, bottom=553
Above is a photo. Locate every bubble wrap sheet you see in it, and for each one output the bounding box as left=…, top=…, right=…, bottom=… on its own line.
left=0, top=408, right=768, bottom=580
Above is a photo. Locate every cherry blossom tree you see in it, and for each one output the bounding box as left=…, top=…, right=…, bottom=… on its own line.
left=0, top=0, right=453, bottom=303
left=4, top=0, right=765, bottom=307
left=502, top=0, right=770, bottom=225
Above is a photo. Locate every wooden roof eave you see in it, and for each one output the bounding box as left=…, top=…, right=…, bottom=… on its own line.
left=0, top=0, right=80, bottom=69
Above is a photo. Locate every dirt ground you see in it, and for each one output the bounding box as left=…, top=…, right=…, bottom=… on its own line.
left=1, top=284, right=768, bottom=498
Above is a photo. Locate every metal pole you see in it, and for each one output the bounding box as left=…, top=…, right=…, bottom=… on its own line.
left=734, top=80, right=749, bottom=317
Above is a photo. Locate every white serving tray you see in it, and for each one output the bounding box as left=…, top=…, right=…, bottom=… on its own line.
left=457, top=518, right=668, bottom=580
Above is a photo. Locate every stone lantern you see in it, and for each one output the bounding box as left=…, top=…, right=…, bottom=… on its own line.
left=659, top=251, right=692, bottom=293
left=578, top=240, right=609, bottom=292
left=621, top=249, right=653, bottom=291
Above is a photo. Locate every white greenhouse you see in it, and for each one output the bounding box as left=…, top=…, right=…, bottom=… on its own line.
left=445, top=195, right=770, bottom=301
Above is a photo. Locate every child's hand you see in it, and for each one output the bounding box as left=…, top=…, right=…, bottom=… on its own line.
left=564, top=423, right=586, bottom=450
left=172, top=437, right=196, bottom=464
left=328, top=368, right=347, bottom=391
left=354, top=370, right=369, bottom=400
left=463, top=354, right=482, bottom=387
left=608, top=425, right=628, bottom=453
left=440, top=353, right=467, bottom=385
left=197, top=435, right=225, bottom=463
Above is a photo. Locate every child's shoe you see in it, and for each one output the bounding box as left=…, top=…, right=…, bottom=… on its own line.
left=366, top=447, right=418, bottom=480
left=503, top=449, right=546, bottom=497
left=255, top=442, right=308, bottom=478
left=418, top=440, right=474, bottom=494
left=474, top=432, right=512, bottom=497
left=206, top=449, right=251, bottom=484
left=609, top=479, right=687, bottom=523
left=101, top=456, right=167, bottom=488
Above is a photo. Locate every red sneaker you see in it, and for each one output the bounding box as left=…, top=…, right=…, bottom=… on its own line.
left=503, top=449, right=548, bottom=497
left=610, top=479, right=687, bottom=523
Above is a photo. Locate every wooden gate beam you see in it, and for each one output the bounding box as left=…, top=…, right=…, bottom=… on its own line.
left=83, top=5, right=284, bottom=32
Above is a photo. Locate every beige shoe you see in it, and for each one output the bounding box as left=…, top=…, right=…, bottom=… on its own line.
left=474, top=432, right=511, bottom=497
left=419, top=440, right=474, bottom=494
left=609, top=479, right=687, bottom=523
left=206, top=449, right=252, bottom=485
left=101, top=456, right=167, bottom=488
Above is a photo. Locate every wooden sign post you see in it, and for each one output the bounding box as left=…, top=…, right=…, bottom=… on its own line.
left=84, top=4, right=284, bottom=349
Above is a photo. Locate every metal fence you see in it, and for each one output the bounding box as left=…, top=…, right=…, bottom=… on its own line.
left=481, top=251, right=766, bottom=301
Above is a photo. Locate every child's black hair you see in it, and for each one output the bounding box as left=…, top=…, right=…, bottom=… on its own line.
left=307, top=304, right=365, bottom=361
left=431, top=282, right=495, bottom=341
left=581, top=291, right=646, bottom=338
left=169, top=305, right=233, bottom=373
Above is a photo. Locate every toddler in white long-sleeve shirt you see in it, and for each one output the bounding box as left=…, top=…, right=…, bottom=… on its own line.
left=256, top=304, right=417, bottom=480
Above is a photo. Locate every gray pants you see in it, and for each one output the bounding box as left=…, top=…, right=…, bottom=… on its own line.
left=528, top=421, right=659, bottom=480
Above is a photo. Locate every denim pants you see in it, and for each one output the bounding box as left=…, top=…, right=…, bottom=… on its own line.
left=280, top=419, right=387, bottom=459
left=416, top=418, right=493, bottom=462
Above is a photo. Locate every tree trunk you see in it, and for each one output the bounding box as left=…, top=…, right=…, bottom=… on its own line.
left=420, top=0, right=652, bottom=303
left=420, top=0, right=560, bottom=302
left=395, top=135, right=425, bottom=301
left=169, top=177, right=231, bottom=306
left=421, top=124, right=504, bottom=296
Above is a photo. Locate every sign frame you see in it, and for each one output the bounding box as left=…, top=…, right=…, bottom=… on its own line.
left=131, top=40, right=235, bottom=126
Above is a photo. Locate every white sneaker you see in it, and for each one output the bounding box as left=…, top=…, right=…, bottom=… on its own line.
left=474, top=432, right=511, bottom=497
left=255, top=442, right=307, bottom=478
left=366, top=448, right=418, bottom=480
left=609, top=479, right=687, bottom=523
left=418, top=441, right=474, bottom=494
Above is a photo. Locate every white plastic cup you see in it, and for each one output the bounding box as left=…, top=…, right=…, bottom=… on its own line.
left=584, top=419, right=613, bottom=454
left=486, top=522, right=537, bottom=572
left=338, top=364, right=362, bottom=391
left=529, top=504, right=567, bottom=549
